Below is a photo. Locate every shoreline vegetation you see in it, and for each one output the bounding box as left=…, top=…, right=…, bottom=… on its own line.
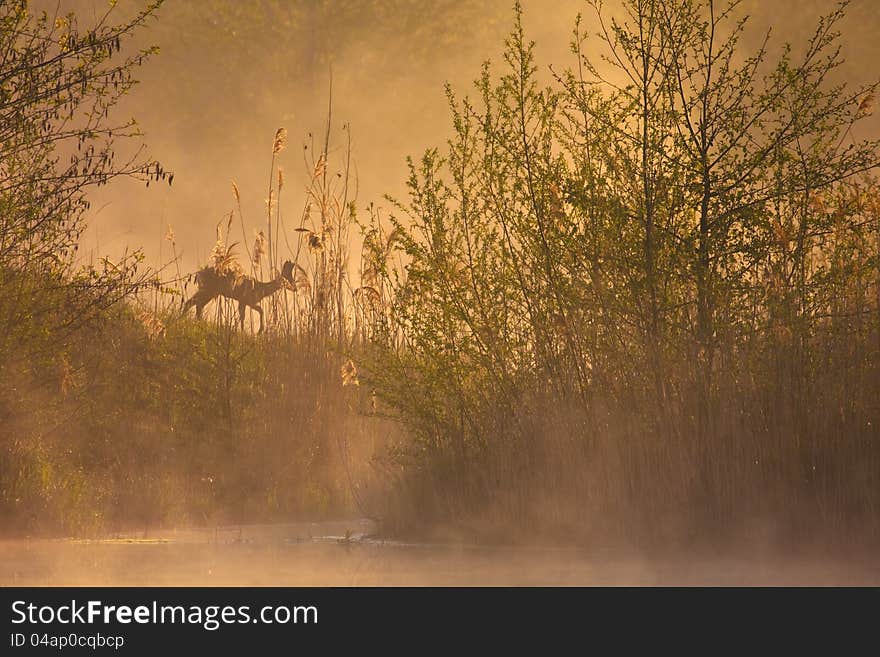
left=1, top=0, right=879, bottom=555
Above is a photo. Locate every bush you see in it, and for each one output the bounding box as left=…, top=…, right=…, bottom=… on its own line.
left=359, top=1, right=880, bottom=550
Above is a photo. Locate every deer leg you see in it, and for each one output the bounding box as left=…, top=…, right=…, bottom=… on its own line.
left=238, top=300, right=247, bottom=331
left=253, top=304, right=265, bottom=334
left=195, top=296, right=212, bottom=320
left=183, top=290, right=214, bottom=319
left=182, top=295, right=197, bottom=315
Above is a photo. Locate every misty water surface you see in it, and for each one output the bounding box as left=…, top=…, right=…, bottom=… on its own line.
left=2, top=521, right=878, bottom=586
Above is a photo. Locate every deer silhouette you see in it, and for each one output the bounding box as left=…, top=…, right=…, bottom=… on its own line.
left=183, top=260, right=294, bottom=333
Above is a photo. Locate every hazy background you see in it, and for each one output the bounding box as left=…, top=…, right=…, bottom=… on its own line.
left=57, top=0, right=880, bottom=276
left=2, top=0, right=877, bottom=569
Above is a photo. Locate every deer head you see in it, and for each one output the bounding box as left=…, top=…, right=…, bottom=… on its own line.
left=280, top=260, right=295, bottom=289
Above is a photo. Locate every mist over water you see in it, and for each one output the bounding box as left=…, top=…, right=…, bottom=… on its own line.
left=4, top=522, right=879, bottom=586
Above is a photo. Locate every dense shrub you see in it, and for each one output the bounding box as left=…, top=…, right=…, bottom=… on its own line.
left=360, top=1, right=880, bottom=549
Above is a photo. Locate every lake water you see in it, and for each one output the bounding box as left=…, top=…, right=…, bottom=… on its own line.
left=2, top=520, right=878, bottom=586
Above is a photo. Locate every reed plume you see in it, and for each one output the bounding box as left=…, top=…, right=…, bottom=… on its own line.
left=273, top=127, right=288, bottom=154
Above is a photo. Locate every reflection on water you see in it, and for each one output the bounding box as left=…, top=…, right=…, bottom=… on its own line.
left=2, top=521, right=878, bottom=586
